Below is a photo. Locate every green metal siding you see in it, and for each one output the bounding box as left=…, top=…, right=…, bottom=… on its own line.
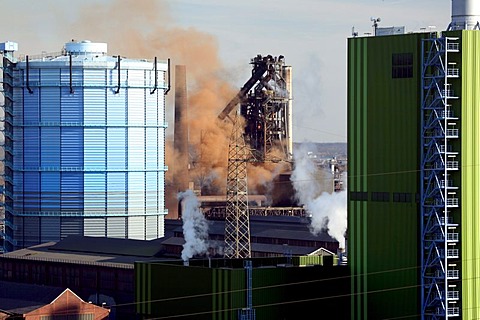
left=348, top=34, right=424, bottom=319
left=460, top=30, right=480, bottom=320
left=135, top=259, right=349, bottom=319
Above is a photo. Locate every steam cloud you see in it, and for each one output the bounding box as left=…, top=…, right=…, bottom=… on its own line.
left=178, top=189, right=209, bottom=261
left=291, top=143, right=347, bottom=248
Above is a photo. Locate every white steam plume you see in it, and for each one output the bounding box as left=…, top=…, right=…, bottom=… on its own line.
left=291, top=144, right=347, bottom=248
left=178, top=190, right=209, bottom=261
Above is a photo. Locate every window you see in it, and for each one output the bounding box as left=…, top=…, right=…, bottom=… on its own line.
left=350, top=191, right=368, bottom=201
left=392, top=53, right=413, bottom=78
left=393, top=192, right=412, bottom=203
left=371, top=192, right=390, bottom=202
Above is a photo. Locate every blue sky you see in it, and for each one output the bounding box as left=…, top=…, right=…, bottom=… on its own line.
left=2, top=0, right=450, bottom=143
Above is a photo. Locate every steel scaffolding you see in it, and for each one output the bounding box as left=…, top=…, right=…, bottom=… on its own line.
left=421, top=33, right=461, bottom=319
left=224, top=112, right=251, bottom=259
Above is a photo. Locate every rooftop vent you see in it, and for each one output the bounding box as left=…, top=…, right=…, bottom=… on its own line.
left=64, top=40, right=107, bottom=55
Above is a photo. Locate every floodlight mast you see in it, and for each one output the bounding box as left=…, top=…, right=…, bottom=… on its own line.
left=371, top=17, right=381, bottom=35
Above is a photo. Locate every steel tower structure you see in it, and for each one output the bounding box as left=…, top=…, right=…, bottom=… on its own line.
left=223, top=112, right=251, bottom=259
left=421, top=34, right=461, bottom=318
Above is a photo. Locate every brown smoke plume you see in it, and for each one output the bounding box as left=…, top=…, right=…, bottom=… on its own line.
left=68, top=0, right=286, bottom=197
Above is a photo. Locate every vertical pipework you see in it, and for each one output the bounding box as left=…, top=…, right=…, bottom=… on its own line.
left=164, top=58, right=171, bottom=95
left=115, top=55, right=121, bottom=94
left=26, top=55, right=33, bottom=94
left=150, top=57, right=157, bottom=94
left=69, top=54, right=74, bottom=94
left=283, top=65, right=293, bottom=160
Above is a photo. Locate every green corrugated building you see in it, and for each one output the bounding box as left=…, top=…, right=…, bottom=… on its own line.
left=135, top=256, right=349, bottom=320
left=348, top=2, right=480, bottom=318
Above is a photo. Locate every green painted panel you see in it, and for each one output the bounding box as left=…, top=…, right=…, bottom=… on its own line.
left=460, top=30, right=480, bottom=320
left=347, top=33, right=424, bottom=319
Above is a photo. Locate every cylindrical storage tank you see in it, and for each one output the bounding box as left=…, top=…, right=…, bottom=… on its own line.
left=451, top=0, right=480, bottom=30
left=3, top=40, right=168, bottom=251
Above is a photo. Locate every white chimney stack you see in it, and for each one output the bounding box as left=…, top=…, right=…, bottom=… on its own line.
left=451, top=0, right=480, bottom=30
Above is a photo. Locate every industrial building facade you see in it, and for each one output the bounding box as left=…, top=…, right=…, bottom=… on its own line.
left=0, top=41, right=169, bottom=252
left=348, top=26, right=480, bottom=320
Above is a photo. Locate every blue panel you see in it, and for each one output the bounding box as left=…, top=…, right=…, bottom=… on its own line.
left=128, top=172, right=145, bottom=215
left=107, top=89, right=126, bottom=125
left=24, top=172, right=40, bottom=213
left=127, top=88, right=144, bottom=125
left=145, top=85, right=157, bottom=126
left=40, top=68, right=60, bottom=87
left=128, top=128, right=144, bottom=170
left=84, top=88, right=106, bottom=125
left=41, top=217, right=60, bottom=242
left=145, top=128, right=157, bottom=170
left=24, top=90, right=40, bottom=124
left=107, top=172, right=126, bottom=214
left=13, top=127, right=23, bottom=168
left=146, top=172, right=157, bottom=214
left=107, top=217, right=126, bottom=238
left=27, top=68, right=40, bottom=86
left=61, top=67, right=83, bottom=87
left=107, top=128, right=126, bottom=170
left=23, top=128, right=40, bottom=168
left=127, top=69, right=145, bottom=89
left=84, top=128, right=106, bottom=170
left=84, top=173, right=106, bottom=214
left=23, top=216, right=40, bottom=247
left=145, top=215, right=157, bottom=239
left=84, top=69, right=106, bottom=87
left=61, top=173, right=83, bottom=211
left=84, top=217, right=106, bottom=236
left=41, top=172, right=61, bottom=211
left=158, top=128, right=165, bottom=167
left=61, top=128, right=83, bottom=167
left=61, top=86, right=83, bottom=123
left=40, top=87, right=61, bottom=123
left=60, top=217, right=83, bottom=237
left=41, top=127, right=60, bottom=167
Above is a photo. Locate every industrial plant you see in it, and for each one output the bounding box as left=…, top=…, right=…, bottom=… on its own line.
left=0, top=34, right=347, bottom=318
left=13, top=1, right=480, bottom=320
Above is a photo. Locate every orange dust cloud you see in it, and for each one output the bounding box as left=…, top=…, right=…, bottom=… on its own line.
left=68, top=0, right=286, bottom=196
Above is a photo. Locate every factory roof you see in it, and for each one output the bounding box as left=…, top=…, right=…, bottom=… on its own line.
left=0, top=215, right=338, bottom=266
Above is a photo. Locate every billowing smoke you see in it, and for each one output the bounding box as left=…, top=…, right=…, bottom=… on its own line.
left=178, top=190, right=209, bottom=261
left=65, top=0, right=285, bottom=194
left=291, top=143, right=347, bottom=248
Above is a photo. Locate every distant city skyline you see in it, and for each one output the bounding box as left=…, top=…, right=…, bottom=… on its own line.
left=2, top=0, right=450, bottom=142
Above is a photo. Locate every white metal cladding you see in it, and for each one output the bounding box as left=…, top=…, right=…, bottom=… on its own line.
left=4, top=48, right=168, bottom=250
left=451, top=0, right=480, bottom=29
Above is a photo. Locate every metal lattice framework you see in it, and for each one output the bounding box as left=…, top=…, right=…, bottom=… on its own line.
left=224, top=112, right=251, bottom=259
left=421, top=34, right=461, bottom=319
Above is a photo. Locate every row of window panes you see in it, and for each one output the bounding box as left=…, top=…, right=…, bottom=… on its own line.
left=350, top=192, right=416, bottom=202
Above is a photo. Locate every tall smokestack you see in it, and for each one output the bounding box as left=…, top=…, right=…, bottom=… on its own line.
left=172, top=65, right=190, bottom=218
left=174, top=65, right=189, bottom=191
left=450, top=0, right=480, bottom=30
